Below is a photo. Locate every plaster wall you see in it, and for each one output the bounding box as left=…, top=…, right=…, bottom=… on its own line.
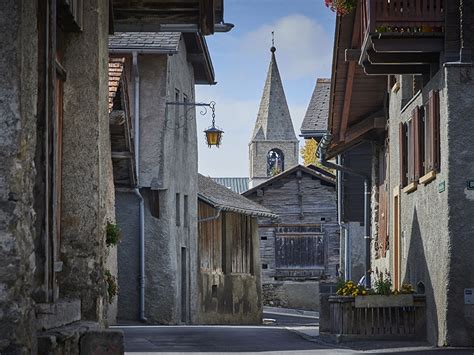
left=371, top=67, right=474, bottom=346
left=249, top=141, right=299, bottom=189
left=0, top=1, right=38, bottom=352
left=116, top=37, right=198, bottom=324
left=59, top=0, right=111, bottom=324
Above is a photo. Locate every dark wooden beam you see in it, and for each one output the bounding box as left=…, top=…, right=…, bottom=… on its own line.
left=372, top=38, right=444, bottom=53
left=362, top=62, right=431, bottom=75
left=344, top=115, right=386, bottom=143
left=345, top=49, right=362, bottom=62
left=367, top=51, right=440, bottom=64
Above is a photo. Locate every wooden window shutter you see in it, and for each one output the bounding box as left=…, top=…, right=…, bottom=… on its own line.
left=399, top=122, right=407, bottom=187
left=413, top=107, right=422, bottom=180
left=408, top=120, right=415, bottom=183
left=432, top=90, right=441, bottom=170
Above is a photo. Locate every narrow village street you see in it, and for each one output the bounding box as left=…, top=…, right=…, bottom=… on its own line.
left=3, top=1, right=474, bottom=354
left=116, top=310, right=474, bottom=354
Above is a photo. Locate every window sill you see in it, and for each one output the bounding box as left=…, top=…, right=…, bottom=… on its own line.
left=403, top=182, right=418, bottom=194
left=419, top=170, right=437, bottom=185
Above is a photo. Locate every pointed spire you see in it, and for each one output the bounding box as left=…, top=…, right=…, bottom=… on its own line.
left=251, top=40, right=298, bottom=142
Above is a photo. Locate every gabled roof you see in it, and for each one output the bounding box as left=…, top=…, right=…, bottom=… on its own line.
left=251, top=47, right=298, bottom=142
left=212, top=177, right=249, bottom=194
left=109, top=32, right=215, bottom=85
left=243, top=165, right=335, bottom=197
left=198, top=174, right=277, bottom=218
left=300, top=78, right=331, bottom=138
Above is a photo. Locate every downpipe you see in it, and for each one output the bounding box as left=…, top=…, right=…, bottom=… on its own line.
left=336, top=156, right=351, bottom=282
left=133, top=51, right=147, bottom=322
left=318, top=134, right=372, bottom=288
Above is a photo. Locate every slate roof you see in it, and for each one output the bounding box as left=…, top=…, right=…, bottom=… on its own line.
left=300, top=78, right=331, bottom=138
left=108, top=57, right=125, bottom=113
left=251, top=47, right=298, bottom=142
left=243, top=164, right=335, bottom=197
left=109, top=32, right=181, bottom=52
left=198, top=174, right=277, bottom=218
left=212, top=177, right=249, bottom=194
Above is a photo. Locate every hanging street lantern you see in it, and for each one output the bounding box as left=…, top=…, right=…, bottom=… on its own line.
left=204, top=102, right=224, bottom=148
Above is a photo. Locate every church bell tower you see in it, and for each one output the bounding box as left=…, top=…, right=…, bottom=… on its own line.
left=249, top=43, right=299, bottom=189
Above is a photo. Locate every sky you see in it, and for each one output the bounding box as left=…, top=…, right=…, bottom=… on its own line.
left=196, top=0, right=336, bottom=177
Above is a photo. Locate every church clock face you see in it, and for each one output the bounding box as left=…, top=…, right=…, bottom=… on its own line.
left=267, top=149, right=284, bottom=177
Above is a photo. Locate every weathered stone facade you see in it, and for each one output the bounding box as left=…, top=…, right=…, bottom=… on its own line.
left=0, top=1, right=121, bottom=352
left=371, top=66, right=474, bottom=346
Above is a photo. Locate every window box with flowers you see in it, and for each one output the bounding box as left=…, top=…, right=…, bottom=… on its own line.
left=326, top=275, right=426, bottom=339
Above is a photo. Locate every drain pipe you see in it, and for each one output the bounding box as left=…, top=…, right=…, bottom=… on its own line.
left=318, top=134, right=372, bottom=288
left=132, top=51, right=147, bottom=322
left=336, top=155, right=351, bottom=282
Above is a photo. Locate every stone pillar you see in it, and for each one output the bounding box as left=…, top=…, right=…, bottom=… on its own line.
left=58, top=0, right=111, bottom=324
left=0, top=1, right=38, bottom=353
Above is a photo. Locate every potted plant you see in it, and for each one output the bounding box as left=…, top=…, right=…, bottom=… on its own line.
left=324, top=0, right=358, bottom=15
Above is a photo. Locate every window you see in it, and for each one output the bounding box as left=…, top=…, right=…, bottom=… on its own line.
left=184, top=195, right=189, bottom=228
left=176, top=193, right=181, bottom=226
left=150, top=190, right=160, bottom=219
left=175, top=89, right=180, bottom=125
left=267, top=148, right=284, bottom=177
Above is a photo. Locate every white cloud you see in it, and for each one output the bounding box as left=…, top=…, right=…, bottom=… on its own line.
left=242, top=14, right=333, bottom=80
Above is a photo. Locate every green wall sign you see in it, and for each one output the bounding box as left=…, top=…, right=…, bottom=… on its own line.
left=439, top=181, right=446, bottom=193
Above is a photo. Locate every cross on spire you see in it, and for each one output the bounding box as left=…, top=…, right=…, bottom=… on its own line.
left=271, top=31, right=276, bottom=53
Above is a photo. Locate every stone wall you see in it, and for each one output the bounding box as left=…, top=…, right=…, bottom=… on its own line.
left=263, top=281, right=320, bottom=311
left=59, top=0, right=111, bottom=324
left=0, top=1, right=38, bottom=352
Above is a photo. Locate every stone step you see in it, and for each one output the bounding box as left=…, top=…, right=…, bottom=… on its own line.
left=37, top=321, right=123, bottom=355
left=36, top=299, right=81, bottom=331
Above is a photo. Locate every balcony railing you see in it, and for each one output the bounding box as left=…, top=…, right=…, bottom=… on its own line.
left=363, top=0, right=445, bottom=37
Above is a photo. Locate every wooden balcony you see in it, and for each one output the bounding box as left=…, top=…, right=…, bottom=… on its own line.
left=359, top=0, right=445, bottom=75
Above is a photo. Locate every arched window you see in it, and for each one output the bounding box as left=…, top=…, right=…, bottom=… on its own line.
left=267, top=149, right=284, bottom=177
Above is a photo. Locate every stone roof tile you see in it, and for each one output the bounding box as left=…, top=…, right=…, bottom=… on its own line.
left=109, top=32, right=181, bottom=52
left=300, top=78, right=331, bottom=135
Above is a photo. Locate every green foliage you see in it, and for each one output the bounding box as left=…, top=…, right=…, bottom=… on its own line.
left=105, top=269, right=118, bottom=304
left=106, top=222, right=121, bottom=247
left=373, top=269, right=392, bottom=296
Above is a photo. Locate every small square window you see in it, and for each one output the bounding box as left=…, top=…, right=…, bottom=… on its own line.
left=176, top=193, right=181, bottom=226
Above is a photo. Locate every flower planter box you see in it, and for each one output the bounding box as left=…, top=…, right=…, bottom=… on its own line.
left=327, top=295, right=426, bottom=340
left=355, top=294, right=414, bottom=308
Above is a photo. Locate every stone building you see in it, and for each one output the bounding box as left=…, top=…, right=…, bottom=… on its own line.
left=300, top=78, right=371, bottom=283
left=109, top=32, right=216, bottom=324
left=197, top=174, right=276, bottom=324
left=0, top=0, right=229, bottom=352
left=249, top=46, right=299, bottom=189
left=324, top=0, right=474, bottom=346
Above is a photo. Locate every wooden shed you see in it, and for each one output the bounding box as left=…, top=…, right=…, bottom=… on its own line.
left=197, top=174, right=277, bottom=324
